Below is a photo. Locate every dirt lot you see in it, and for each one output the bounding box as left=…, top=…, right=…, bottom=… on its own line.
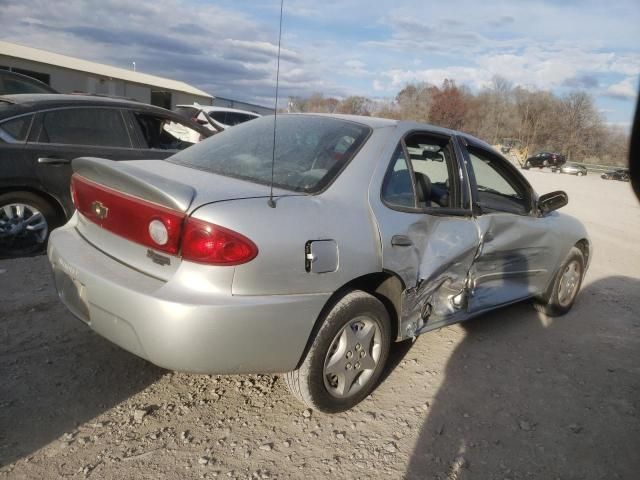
left=1, top=169, right=639, bottom=479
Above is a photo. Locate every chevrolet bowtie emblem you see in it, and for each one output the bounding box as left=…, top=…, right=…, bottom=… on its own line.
left=91, top=200, right=109, bottom=220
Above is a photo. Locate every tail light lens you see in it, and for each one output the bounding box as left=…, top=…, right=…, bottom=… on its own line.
left=181, top=217, right=258, bottom=265
left=71, top=174, right=258, bottom=265
left=71, top=174, right=185, bottom=254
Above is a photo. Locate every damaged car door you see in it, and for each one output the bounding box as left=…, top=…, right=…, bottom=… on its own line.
left=461, top=140, right=553, bottom=312
left=375, top=131, right=480, bottom=339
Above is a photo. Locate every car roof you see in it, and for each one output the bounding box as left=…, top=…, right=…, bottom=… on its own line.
left=177, top=104, right=261, bottom=116
left=0, top=94, right=182, bottom=118
left=280, top=113, right=492, bottom=146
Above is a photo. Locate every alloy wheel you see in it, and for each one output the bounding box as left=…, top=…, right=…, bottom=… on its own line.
left=0, top=203, right=49, bottom=250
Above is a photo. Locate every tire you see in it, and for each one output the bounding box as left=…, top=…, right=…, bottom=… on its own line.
left=577, top=172, right=584, bottom=177
left=534, top=246, right=585, bottom=316
left=285, top=290, right=391, bottom=413
left=0, top=191, right=63, bottom=258
left=522, top=162, right=530, bottom=170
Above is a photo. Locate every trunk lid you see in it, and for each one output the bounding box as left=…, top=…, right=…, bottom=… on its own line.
left=71, top=157, right=292, bottom=280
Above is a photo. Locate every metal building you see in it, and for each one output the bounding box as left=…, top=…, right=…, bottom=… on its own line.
left=0, top=40, right=212, bottom=109
left=213, top=96, right=274, bottom=116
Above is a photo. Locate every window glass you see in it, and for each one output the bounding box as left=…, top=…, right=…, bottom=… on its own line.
left=169, top=115, right=370, bottom=193
left=134, top=113, right=201, bottom=150
left=39, top=108, right=130, bottom=147
left=468, top=149, right=527, bottom=214
left=382, top=145, right=416, bottom=208
left=405, top=135, right=454, bottom=208
left=211, top=111, right=227, bottom=124
left=225, top=112, right=256, bottom=126
left=0, top=115, right=32, bottom=142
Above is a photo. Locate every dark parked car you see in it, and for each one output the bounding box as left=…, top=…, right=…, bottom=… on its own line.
left=555, top=163, right=587, bottom=176
left=522, top=151, right=566, bottom=169
left=0, top=70, right=59, bottom=95
left=0, top=94, right=212, bottom=257
left=601, top=169, right=630, bottom=182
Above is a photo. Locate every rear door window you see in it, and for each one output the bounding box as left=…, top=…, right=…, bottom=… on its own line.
left=382, top=145, right=416, bottom=208
left=39, top=108, right=131, bottom=148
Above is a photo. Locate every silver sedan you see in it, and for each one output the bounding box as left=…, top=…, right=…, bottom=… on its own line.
left=48, top=114, right=591, bottom=412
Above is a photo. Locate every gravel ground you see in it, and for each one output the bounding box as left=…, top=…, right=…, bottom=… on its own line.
left=1, top=169, right=639, bottom=479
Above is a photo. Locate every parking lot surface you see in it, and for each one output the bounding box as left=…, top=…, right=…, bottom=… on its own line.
left=1, top=168, right=639, bottom=479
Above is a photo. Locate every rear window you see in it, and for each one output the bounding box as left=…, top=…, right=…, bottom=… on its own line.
left=168, top=115, right=371, bottom=193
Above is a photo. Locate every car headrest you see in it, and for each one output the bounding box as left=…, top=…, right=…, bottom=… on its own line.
left=422, top=149, right=444, bottom=161
left=414, top=172, right=432, bottom=204
left=387, top=170, right=413, bottom=196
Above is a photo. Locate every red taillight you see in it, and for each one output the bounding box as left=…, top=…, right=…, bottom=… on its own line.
left=71, top=174, right=185, bottom=255
left=71, top=174, right=258, bottom=265
left=181, top=217, right=258, bottom=265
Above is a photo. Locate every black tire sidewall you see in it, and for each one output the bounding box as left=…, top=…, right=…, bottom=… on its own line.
left=304, top=292, right=391, bottom=413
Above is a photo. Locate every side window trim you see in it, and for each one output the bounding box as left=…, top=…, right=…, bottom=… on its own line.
left=122, top=109, right=147, bottom=149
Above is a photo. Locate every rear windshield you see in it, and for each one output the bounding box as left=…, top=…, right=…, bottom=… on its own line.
left=167, top=115, right=371, bottom=193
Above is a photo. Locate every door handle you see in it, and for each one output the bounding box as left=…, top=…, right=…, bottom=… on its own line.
left=391, top=235, right=413, bottom=247
left=38, top=157, right=70, bottom=165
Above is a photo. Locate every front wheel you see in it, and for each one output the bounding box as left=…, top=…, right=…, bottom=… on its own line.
left=534, top=247, right=585, bottom=316
left=285, top=290, right=391, bottom=413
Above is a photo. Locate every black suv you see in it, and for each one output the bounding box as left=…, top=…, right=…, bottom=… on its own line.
left=522, top=151, right=566, bottom=169
left=0, top=94, right=212, bottom=257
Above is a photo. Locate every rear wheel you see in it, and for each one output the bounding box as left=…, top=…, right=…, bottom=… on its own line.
left=534, top=247, right=585, bottom=316
left=577, top=171, right=584, bottom=177
left=0, top=191, right=63, bottom=258
left=285, top=290, right=391, bottom=413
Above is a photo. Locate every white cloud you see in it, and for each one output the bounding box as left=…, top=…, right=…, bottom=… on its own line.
left=606, top=77, right=639, bottom=99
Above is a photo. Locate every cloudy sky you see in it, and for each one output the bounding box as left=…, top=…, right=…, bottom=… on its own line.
left=1, top=0, right=638, bottom=127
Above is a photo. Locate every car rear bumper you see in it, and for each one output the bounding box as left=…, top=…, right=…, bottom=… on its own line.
left=47, top=222, right=330, bottom=374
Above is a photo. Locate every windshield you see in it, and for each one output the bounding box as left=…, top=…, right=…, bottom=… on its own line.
left=168, top=115, right=371, bottom=193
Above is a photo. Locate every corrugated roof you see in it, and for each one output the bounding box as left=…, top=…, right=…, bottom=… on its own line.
left=0, top=40, right=212, bottom=99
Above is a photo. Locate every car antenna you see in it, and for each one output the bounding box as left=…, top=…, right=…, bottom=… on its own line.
left=268, top=0, right=284, bottom=209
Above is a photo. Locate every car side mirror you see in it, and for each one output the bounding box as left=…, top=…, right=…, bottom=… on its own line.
left=538, top=190, right=568, bottom=215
